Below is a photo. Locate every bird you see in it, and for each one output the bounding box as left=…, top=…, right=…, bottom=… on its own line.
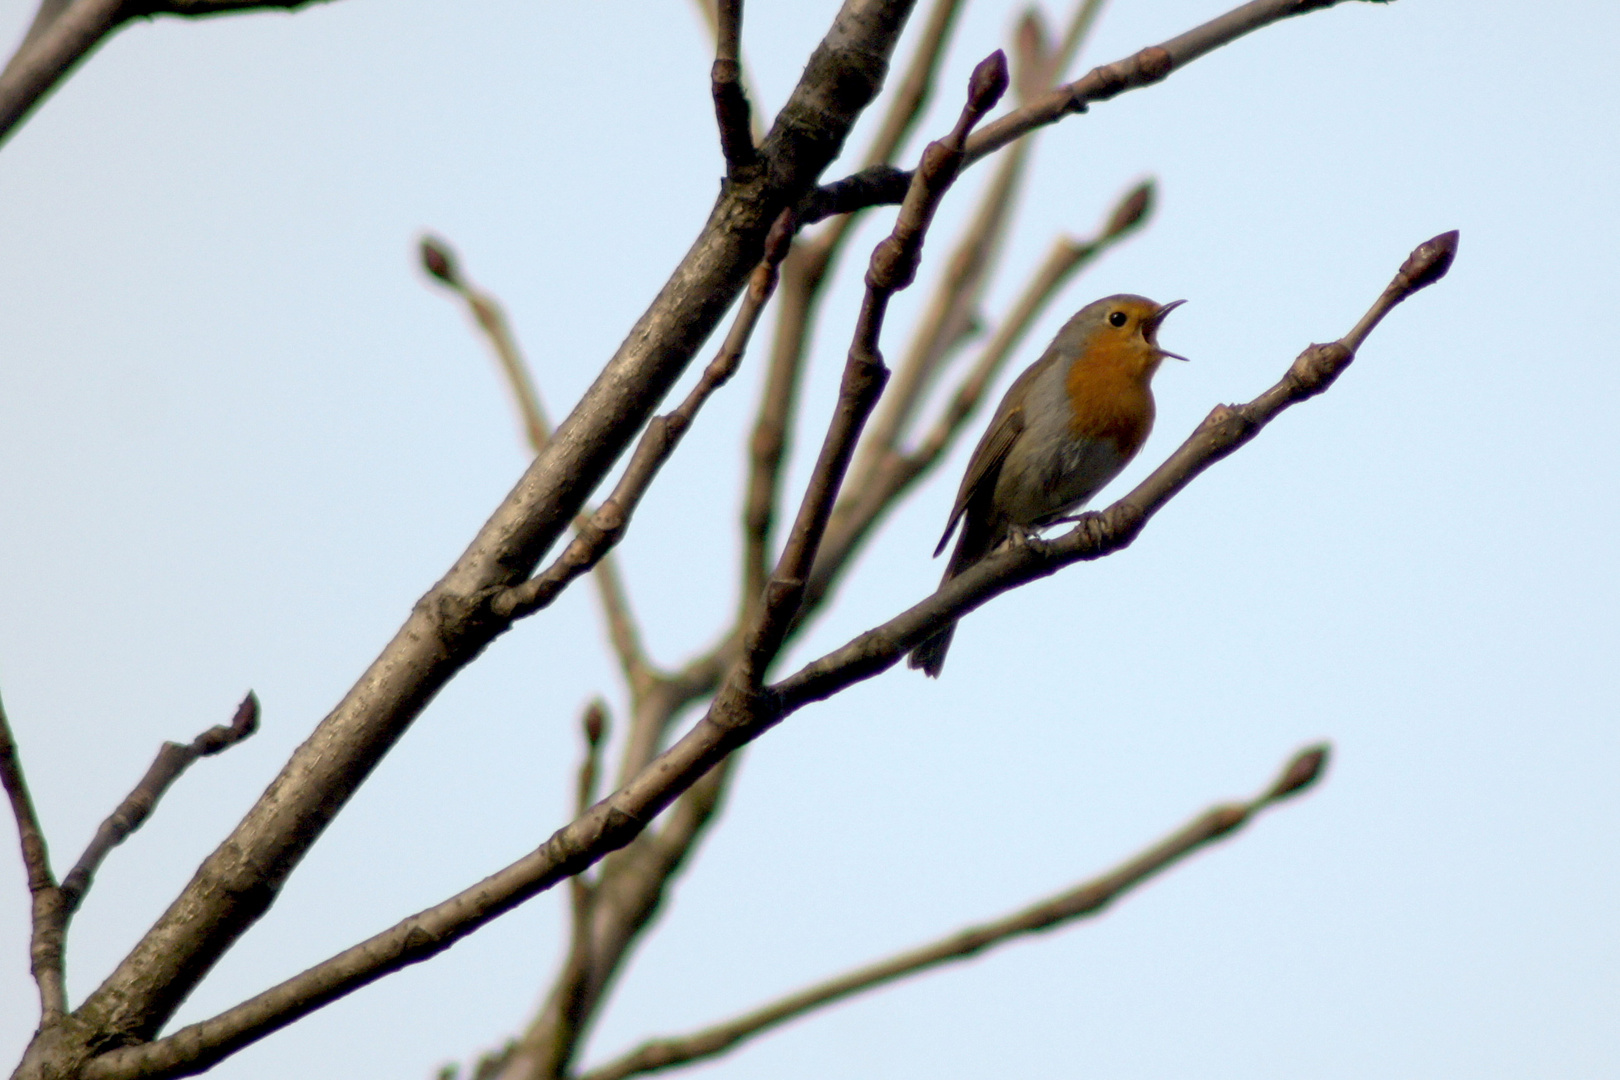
left=908, top=294, right=1186, bottom=677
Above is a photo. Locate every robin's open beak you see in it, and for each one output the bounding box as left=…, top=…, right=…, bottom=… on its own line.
left=1145, top=299, right=1188, bottom=361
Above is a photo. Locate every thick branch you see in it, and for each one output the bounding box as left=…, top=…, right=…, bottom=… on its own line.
left=51, top=4, right=921, bottom=1066
left=580, top=743, right=1330, bottom=1080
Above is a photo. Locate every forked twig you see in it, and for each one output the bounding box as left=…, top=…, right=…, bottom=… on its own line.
left=421, top=237, right=655, bottom=695
left=736, top=52, right=1010, bottom=685
left=492, top=209, right=797, bottom=623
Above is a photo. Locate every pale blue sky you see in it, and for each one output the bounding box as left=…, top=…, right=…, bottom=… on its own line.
left=2, top=2, right=1617, bottom=1078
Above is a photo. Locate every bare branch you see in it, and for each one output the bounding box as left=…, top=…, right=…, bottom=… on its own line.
left=420, top=236, right=655, bottom=695
left=775, top=231, right=1460, bottom=708
left=0, top=0, right=124, bottom=145
left=492, top=210, right=797, bottom=624
left=70, top=216, right=1438, bottom=1078
left=710, top=0, right=756, bottom=174
left=801, top=0, right=1379, bottom=219
left=741, top=0, right=963, bottom=608
left=59, top=2, right=921, bottom=1057
left=0, top=689, right=67, bottom=1020
left=59, top=693, right=260, bottom=913
left=967, top=0, right=1374, bottom=165
left=737, top=52, right=1008, bottom=685
left=0, top=0, right=337, bottom=146
left=580, top=743, right=1331, bottom=1080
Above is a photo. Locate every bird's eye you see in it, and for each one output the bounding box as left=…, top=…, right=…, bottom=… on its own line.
left=1108, top=310, right=1128, bottom=328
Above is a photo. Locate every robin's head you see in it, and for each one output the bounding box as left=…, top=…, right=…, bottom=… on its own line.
left=1057, top=294, right=1187, bottom=379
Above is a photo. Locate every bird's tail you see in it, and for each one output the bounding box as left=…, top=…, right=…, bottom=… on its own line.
left=907, top=512, right=999, bottom=678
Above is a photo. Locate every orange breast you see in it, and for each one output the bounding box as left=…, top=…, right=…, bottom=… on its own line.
left=1063, top=340, right=1157, bottom=458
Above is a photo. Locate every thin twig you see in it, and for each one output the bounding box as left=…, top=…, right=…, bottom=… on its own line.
left=0, top=0, right=337, bottom=146
left=736, top=53, right=1009, bottom=686
left=60, top=693, right=260, bottom=912
left=421, top=236, right=655, bottom=697
left=0, top=689, right=66, bottom=1019
left=710, top=0, right=756, bottom=174
left=492, top=209, right=797, bottom=623
left=800, top=0, right=1379, bottom=220
left=579, top=743, right=1330, bottom=1080
left=741, top=0, right=965, bottom=611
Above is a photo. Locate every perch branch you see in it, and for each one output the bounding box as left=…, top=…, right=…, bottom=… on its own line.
left=75, top=228, right=1452, bottom=1080
left=579, top=743, right=1330, bottom=1080
left=776, top=230, right=1459, bottom=708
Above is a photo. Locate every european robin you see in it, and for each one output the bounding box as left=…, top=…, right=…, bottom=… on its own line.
left=908, top=294, right=1186, bottom=677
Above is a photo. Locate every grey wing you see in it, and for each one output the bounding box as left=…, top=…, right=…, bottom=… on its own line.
left=934, top=400, right=1025, bottom=557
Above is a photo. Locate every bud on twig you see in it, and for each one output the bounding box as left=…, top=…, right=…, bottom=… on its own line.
left=1267, top=743, right=1331, bottom=801
left=419, top=235, right=460, bottom=288
left=582, top=701, right=607, bottom=748
left=968, top=49, right=1011, bottom=118
left=1105, top=179, right=1155, bottom=239
left=1395, top=229, right=1459, bottom=296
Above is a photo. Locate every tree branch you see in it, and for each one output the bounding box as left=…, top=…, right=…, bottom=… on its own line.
left=710, top=0, right=756, bottom=175
left=0, top=689, right=66, bottom=1020
left=72, top=216, right=1444, bottom=1075
left=775, top=230, right=1459, bottom=708
left=58, top=693, right=260, bottom=914
left=492, top=209, right=796, bottom=625
left=737, top=52, right=1008, bottom=686
left=45, top=6, right=923, bottom=1067
left=45, top=13, right=913, bottom=1073
left=579, top=743, right=1330, bottom=1080
left=0, top=0, right=337, bottom=146
left=741, top=0, right=963, bottom=610
left=799, top=0, right=1382, bottom=220
left=420, top=236, right=658, bottom=699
